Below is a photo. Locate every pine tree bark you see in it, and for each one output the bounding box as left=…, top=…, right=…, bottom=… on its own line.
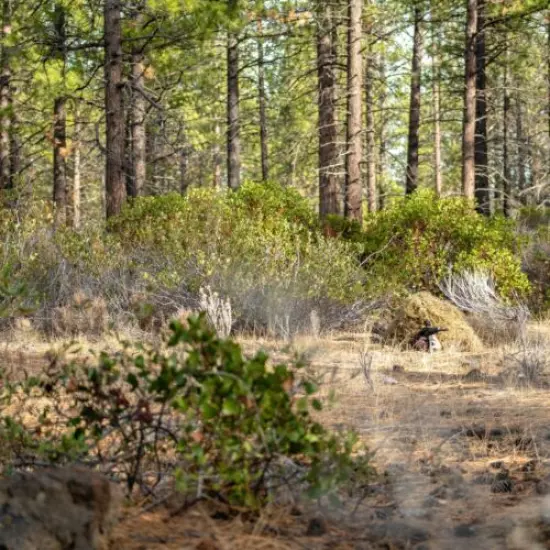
left=213, top=121, right=222, bottom=187
left=53, top=97, right=67, bottom=226
left=344, top=0, right=363, bottom=221
left=257, top=18, right=269, bottom=182
left=474, top=0, right=489, bottom=215
left=502, top=37, right=511, bottom=218
left=377, top=50, right=387, bottom=209
left=227, top=30, right=241, bottom=190
left=462, top=0, right=477, bottom=202
left=405, top=4, right=423, bottom=195
left=104, top=0, right=126, bottom=218
left=317, top=2, right=340, bottom=219
left=70, top=120, right=81, bottom=229
left=516, top=90, right=527, bottom=202
left=0, top=0, right=11, bottom=190
left=53, top=3, right=67, bottom=226
left=365, top=32, right=377, bottom=212
left=431, top=3, right=442, bottom=196
left=129, top=52, right=146, bottom=198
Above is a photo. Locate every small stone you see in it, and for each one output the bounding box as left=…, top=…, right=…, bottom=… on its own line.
left=382, top=376, right=398, bottom=385
left=306, top=517, right=327, bottom=537
left=536, top=481, right=550, bottom=495
left=440, top=409, right=452, bottom=418
left=489, top=460, right=505, bottom=470
left=454, top=524, right=477, bottom=538
left=392, top=365, right=405, bottom=373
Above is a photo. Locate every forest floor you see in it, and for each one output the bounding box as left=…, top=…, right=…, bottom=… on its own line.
left=3, top=327, right=550, bottom=549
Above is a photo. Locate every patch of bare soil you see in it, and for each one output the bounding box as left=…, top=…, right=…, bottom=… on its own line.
left=4, top=329, right=550, bottom=549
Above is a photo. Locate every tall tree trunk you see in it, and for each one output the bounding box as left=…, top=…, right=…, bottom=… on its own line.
left=474, top=0, right=489, bottom=214
left=257, top=18, right=269, bottom=182
left=462, top=0, right=477, bottom=201
left=70, top=120, right=81, bottom=229
left=227, top=30, right=241, bottom=190
left=0, top=0, right=11, bottom=190
left=317, top=2, right=340, bottom=219
left=180, top=145, right=189, bottom=195
left=129, top=52, right=146, bottom=197
left=405, top=5, right=423, bottom=195
left=365, top=32, right=376, bottom=212
left=9, top=94, right=19, bottom=189
left=516, top=90, right=527, bottom=203
left=104, top=0, right=126, bottom=218
left=213, top=121, right=222, bottom=187
left=502, top=36, right=511, bottom=218
left=547, top=14, right=550, bottom=140
left=53, top=3, right=67, bottom=225
left=377, top=49, right=387, bottom=209
left=344, top=0, right=363, bottom=221
left=53, top=97, right=67, bottom=226
left=431, top=3, right=442, bottom=196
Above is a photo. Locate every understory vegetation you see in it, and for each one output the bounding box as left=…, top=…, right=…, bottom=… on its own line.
left=0, top=183, right=542, bottom=342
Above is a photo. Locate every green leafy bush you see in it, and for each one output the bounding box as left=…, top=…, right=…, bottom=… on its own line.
left=108, top=183, right=368, bottom=334
left=0, top=315, right=372, bottom=507
left=329, top=190, right=529, bottom=298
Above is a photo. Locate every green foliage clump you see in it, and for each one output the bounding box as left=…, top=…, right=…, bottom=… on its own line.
left=329, top=190, right=529, bottom=298
left=0, top=315, right=371, bottom=507
left=109, top=182, right=366, bottom=309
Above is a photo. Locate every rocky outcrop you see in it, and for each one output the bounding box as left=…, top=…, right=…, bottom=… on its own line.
left=0, top=467, right=121, bottom=550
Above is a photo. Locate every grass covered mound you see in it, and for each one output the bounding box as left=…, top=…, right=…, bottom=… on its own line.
left=384, top=292, right=483, bottom=352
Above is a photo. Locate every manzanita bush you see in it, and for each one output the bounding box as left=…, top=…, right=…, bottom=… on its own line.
left=0, top=314, right=371, bottom=508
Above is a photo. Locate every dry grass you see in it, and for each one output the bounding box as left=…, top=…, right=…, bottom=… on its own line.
left=3, top=322, right=550, bottom=548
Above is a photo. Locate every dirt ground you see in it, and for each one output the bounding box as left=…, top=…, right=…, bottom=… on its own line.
left=3, top=326, right=550, bottom=549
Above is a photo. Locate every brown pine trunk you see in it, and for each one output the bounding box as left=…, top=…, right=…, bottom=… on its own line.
left=317, top=2, right=340, bottom=219
left=377, top=50, right=387, bottom=209
left=516, top=90, right=527, bottom=203
left=53, top=97, right=67, bottom=226
left=53, top=4, right=67, bottom=225
left=0, top=0, right=11, bottom=190
left=431, top=3, right=442, bottom=196
left=462, top=0, right=477, bottom=201
left=227, top=30, right=241, bottom=190
left=104, top=0, right=126, bottom=218
left=180, top=145, right=189, bottom=195
left=69, top=120, right=81, bottom=229
left=547, top=15, right=550, bottom=140
left=9, top=94, right=19, bottom=189
left=405, top=4, right=423, bottom=195
left=213, top=121, right=222, bottom=187
left=474, top=0, right=489, bottom=215
left=344, top=0, right=363, bottom=221
left=502, top=37, right=511, bottom=218
left=365, top=33, right=376, bottom=213
left=130, top=53, right=146, bottom=198
left=257, top=18, right=269, bottom=182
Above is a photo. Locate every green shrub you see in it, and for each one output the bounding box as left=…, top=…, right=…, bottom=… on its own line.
left=329, top=190, right=529, bottom=298
left=0, top=315, right=372, bottom=507
left=108, top=184, right=368, bottom=333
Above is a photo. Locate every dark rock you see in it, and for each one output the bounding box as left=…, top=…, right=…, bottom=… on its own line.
left=489, top=460, right=505, bottom=470
left=0, top=467, right=121, bottom=550
left=439, top=409, right=452, bottom=418
left=392, top=365, right=405, bottom=373
left=306, top=517, right=327, bottom=537
left=368, top=522, right=430, bottom=545
left=453, top=524, right=477, bottom=538
left=491, top=472, right=514, bottom=493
